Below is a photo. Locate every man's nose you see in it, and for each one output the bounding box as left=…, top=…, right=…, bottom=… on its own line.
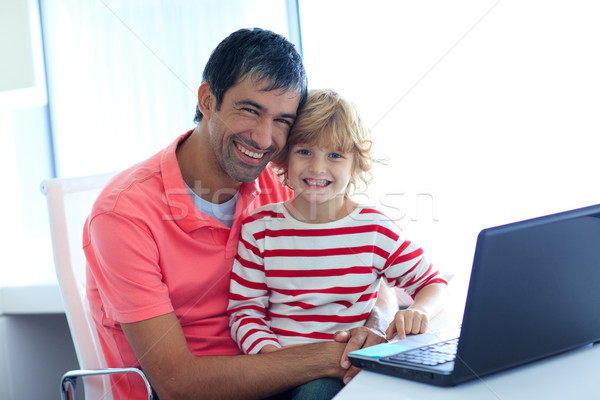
left=250, top=118, right=274, bottom=150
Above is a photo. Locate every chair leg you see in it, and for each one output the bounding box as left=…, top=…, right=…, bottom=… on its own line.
left=61, top=376, right=78, bottom=400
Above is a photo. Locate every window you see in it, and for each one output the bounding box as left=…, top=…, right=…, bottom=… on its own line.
left=2, top=0, right=294, bottom=286
left=40, top=0, right=292, bottom=178
left=0, top=0, right=53, bottom=286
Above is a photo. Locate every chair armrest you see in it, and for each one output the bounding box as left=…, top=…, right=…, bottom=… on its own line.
left=60, top=367, right=154, bottom=400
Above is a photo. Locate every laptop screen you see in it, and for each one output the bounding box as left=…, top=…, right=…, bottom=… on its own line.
left=453, top=206, right=600, bottom=383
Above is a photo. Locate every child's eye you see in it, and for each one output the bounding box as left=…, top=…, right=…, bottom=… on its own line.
left=296, top=148, right=311, bottom=156
left=329, top=152, right=343, bottom=159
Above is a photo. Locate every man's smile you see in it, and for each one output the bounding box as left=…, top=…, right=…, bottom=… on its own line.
left=234, top=141, right=268, bottom=161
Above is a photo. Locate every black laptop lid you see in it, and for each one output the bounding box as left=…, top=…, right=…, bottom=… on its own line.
left=452, top=204, right=600, bottom=384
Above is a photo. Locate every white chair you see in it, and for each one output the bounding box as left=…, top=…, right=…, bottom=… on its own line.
left=41, top=173, right=154, bottom=400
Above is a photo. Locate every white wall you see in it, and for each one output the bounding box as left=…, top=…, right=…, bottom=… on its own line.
left=300, top=0, right=600, bottom=284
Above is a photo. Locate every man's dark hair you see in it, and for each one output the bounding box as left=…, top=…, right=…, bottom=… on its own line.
left=194, top=28, right=307, bottom=123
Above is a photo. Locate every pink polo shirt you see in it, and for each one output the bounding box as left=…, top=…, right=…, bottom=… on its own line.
left=84, top=131, right=291, bottom=399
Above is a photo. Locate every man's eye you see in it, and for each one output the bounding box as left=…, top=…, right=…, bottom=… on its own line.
left=276, top=118, right=292, bottom=126
left=242, top=108, right=258, bottom=115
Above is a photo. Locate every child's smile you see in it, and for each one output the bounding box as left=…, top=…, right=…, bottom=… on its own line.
left=303, top=178, right=331, bottom=188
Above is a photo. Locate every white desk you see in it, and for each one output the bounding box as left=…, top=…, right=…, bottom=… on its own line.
left=0, top=283, right=64, bottom=314
left=336, top=275, right=600, bottom=399
left=336, top=343, right=600, bottom=399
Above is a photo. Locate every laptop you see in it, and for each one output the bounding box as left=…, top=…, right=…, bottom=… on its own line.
left=349, top=203, right=600, bottom=386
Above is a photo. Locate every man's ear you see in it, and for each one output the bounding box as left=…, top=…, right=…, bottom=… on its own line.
left=197, top=82, right=216, bottom=120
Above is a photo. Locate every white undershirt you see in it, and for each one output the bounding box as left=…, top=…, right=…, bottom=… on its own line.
left=184, top=182, right=239, bottom=228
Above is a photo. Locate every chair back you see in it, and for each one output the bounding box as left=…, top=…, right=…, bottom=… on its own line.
left=41, top=172, right=117, bottom=399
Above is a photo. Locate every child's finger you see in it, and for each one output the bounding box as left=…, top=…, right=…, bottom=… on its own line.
left=420, top=319, right=428, bottom=334
left=403, top=314, right=414, bottom=336
left=385, top=321, right=396, bottom=340
left=394, top=313, right=407, bottom=340
left=408, top=313, right=421, bottom=335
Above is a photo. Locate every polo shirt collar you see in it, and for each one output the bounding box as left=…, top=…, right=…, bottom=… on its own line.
left=160, top=131, right=261, bottom=232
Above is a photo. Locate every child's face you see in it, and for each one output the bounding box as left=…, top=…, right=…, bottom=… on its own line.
left=287, top=142, right=354, bottom=208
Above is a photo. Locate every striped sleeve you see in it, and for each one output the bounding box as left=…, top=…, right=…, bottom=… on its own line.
left=227, top=215, right=280, bottom=354
left=373, top=215, right=447, bottom=297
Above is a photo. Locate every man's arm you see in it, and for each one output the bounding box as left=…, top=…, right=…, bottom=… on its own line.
left=122, top=312, right=347, bottom=400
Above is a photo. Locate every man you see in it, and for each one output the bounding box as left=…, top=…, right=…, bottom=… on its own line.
left=84, top=28, right=396, bottom=399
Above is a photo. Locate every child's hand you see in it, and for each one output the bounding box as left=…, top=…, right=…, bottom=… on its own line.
left=385, top=308, right=430, bottom=340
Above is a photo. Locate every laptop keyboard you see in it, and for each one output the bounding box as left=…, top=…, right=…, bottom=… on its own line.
left=387, top=337, right=458, bottom=367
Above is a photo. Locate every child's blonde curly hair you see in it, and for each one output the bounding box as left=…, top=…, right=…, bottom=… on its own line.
left=271, top=89, right=375, bottom=196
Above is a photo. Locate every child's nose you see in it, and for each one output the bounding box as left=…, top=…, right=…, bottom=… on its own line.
left=309, top=157, right=326, bottom=173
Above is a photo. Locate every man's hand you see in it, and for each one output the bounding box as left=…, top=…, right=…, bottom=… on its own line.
left=333, top=327, right=387, bottom=384
left=329, top=284, right=398, bottom=384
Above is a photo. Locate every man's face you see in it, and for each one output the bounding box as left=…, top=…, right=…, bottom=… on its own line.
left=207, top=78, right=301, bottom=183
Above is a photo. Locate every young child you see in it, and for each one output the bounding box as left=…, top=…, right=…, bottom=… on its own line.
left=227, top=89, right=448, bottom=398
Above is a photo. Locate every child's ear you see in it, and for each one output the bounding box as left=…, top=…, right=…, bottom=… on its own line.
left=284, top=173, right=294, bottom=190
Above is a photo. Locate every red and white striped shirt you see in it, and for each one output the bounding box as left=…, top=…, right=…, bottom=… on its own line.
left=227, top=202, right=447, bottom=354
